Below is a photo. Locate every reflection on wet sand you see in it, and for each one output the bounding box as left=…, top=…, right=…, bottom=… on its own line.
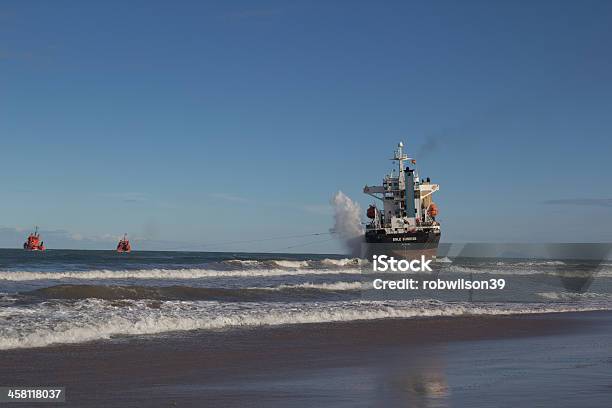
left=381, top=353, right=449, bottom=408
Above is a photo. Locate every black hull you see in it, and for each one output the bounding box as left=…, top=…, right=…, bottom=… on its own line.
left=365, top=229, right=439, bottom=244
left=364, top=229, right=440, bottom=260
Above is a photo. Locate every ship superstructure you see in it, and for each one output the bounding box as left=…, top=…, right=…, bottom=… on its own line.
left=363, top=142, right=440, bottom=257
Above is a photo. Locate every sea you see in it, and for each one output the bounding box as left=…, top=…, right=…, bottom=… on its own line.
left=1, top=249, right=611, bottom=350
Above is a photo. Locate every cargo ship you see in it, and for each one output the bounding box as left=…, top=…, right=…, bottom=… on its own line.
left=116, top=234, right=131, bottom=253
left=23, top=226, right=46, bottom=251
left=363, top=142, right=441, bottom=259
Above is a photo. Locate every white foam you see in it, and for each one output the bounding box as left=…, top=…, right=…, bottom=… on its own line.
left=495, top=261, right=567, bottom=266
left=225, top=260, right=261, bottom=266
left=446, top=264, right=612, bottom=277
left=434, top=257, right=453, bottom=263
left=0, top=293, right=17, bottom=306
left=0, top=298, right=609, bottom=350
left=537, top=292, right=612, bottom=301
left=321, top=258, right=361, bottom=267
left=272, top=260, right=309, bottom=268
left=269, top=281, right=363, bottom=291
left=0, top=267, right=361, bottom=281
left=516, top=260, right=567, bottom=266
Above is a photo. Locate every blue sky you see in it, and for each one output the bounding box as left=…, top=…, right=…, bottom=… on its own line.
left=1, top=0, right=611, bottom=252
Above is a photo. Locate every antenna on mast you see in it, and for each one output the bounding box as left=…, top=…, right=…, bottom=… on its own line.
left=392, top=141, right=412, bottom=173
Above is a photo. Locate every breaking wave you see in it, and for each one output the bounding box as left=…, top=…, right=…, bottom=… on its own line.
left=537, top=291, right=612, bottom=301
left=224, top=259, right=261, bottom=266
left=1, top=298, right=609, bottom=350
left=271, top=281, right=363, bottom=291
left=0, top=293, right=17, bottom=306
left=446, top=264, right=612, bottom=277
left=321, top=258, right=362, bottom=267
left=496, top=260, right=566, bottom=266
left=272, top=260, right=309, bottom=268
left=223, top=258, right=364, bottom=269
left=0, top=267, right=361, bottom=281
left=26, top=281, right=363, bottom=301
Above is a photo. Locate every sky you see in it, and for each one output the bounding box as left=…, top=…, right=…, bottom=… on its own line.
left=1, top=0, right=611, bottom=252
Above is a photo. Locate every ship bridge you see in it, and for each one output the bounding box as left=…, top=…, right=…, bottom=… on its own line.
left=363, top=142, right=439, bottom=230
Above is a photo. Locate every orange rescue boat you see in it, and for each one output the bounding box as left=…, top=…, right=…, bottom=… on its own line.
left=116, top=234, right=131, bottom=253
left=23, top=226, right=46, bottom=251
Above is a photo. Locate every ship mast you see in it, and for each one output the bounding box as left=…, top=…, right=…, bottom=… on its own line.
left=392, top=142, right=414, bottom=191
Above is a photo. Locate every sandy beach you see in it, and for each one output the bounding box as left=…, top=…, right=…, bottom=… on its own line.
left=2, top=311, right=610, bottom=407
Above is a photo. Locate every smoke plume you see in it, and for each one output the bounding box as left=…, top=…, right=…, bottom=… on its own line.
left=331, top=191, right=364, bottom=256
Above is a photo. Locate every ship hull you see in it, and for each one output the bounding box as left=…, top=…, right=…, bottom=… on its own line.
left=364, top=229, right=440, bottom=260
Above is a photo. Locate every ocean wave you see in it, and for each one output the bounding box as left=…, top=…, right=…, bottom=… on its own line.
left=321, top=258, right=362, bottom=267
left=528, top=260, right=566, bottom=266
left=272, top=260, right=309, bottom=268
left=270, top=282, right=363, bottom=291
left=434, top=257, right=453, bottom=263
left=495, top=260, right=567, bottom=267
left=0, top=293, right=17, bottom=306
left=446, top=264, right=612, bottom=277
left=224, top=259, right=261, bottom=266
left=0, top=298, right=609, bottom=350
left=26, top=281, right=363, bottom=301
left=537, top=291, right=612, bottom=301
left=0, top=267, right=361, bottom=281
left=224, top=258, right=363, bottom=269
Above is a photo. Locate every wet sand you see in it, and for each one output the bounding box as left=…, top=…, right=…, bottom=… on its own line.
left=1, top=311, right=611, bottom=407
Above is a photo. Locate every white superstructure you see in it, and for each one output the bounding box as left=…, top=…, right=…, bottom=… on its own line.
left=364, top=142, right=440, bottom=233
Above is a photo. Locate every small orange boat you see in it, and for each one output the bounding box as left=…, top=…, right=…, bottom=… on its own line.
left=23, top=226, right=46, bottom=251
left=116, top=234, right=131, bottom=253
